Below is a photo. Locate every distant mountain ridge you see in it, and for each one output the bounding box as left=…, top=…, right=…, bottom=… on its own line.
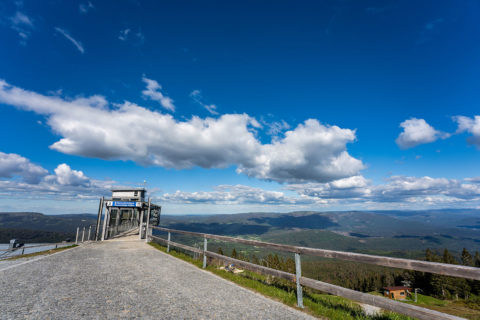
left=2, top=209, right=480, bottom=251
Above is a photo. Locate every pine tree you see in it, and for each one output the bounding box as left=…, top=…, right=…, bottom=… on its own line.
left=475, top=251, right=480, bottom=268
left=442, top=248, right=456, bottom=264
left=461, top=248, right=473, bottom=266
left=231, top=248, right=237, bottom=259
left=217, top=247, right=224, bottom=255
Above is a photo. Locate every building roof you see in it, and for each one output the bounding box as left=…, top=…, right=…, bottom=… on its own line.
left=111, top=188, right=146, bottom=192
left=383, top=286, right=411, bottom=291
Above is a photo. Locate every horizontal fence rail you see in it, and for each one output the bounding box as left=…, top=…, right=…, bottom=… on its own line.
left=152, top=226, right=480, bottom=281
left=151, top=226, right=477, bottom=320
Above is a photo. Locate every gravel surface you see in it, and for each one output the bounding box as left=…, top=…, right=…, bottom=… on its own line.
left=0, top=237, right=315, bottom=320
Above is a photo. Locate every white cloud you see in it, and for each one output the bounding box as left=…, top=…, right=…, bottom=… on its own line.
left=289, top=175, right=480, bottom=204
left=0, top=151, right=47, bottom=183
left=0, top=79, right=364, bottom=184
left=54, top=27, right=85, bottom=54
left=190, top=90, right=219, bottom=115
left=10, top=11, right=34, bottom=44
left=142, top=76, right=175, bottom=111
left=454, top=115, right=480, bottom=148
left=265, top=120, right=290, bottom=136
left=238, top=119, right=364, bottom=183
left=0, top=152, right=113, bottom=199
left=79, top=1, right=94, bottom=14
left=51, top=163, right=90, bottom=186
left=161, top=185, right=317, bottom=205
left=395, top=118, right=446, bottom=149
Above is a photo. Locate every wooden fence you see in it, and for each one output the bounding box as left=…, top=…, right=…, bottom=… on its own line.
left=151, top=226, right=480, bottom=320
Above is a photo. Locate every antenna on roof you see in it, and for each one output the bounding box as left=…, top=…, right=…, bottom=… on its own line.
left=143, top=179, right=147, bottom=189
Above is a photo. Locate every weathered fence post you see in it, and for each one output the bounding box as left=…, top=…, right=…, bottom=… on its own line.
left=88, top=226, right=91, bottom=241
left=75, top=227, right=79, bottom=244
left=203, top=237, right=208, bottom=269
left=21, top=247, right=25, bottom=255
left=81, top=227, right=85, bottom=243
left=167, top=232, right=171, bottom=253
left=295, top=253, right=304, bottom=308
left=55, top=244, right=58, bottom=249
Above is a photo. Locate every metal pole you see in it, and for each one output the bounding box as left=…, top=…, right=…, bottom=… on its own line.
left=167, top=232, right=171, bottom=252
left=203, top=237, right=207, bottom=268
left=138, top=209, right=145, bottom=240
left=81, top=227, right=85, bottom=242
left=145, top=198, right=151, bottom=243
left=295, top=253, right=304, bottom=308
left=95, top=197, right=104, bottom=240
left=114, top=209, right=120, bottom=235
left=101, top=208, right=110, bottom=241
left=21, top=247, right=25, bottom=255
left=75, top=227, right=79, bottom=244
left=88, top=226, right=91, bottom=241
left=415, top=289, right=418, bottom=303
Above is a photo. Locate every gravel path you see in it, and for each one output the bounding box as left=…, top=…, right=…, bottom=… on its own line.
left=0, top=237, right=315, bottom=320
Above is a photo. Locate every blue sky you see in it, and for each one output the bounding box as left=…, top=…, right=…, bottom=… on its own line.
left=1, top=0, right=480, bottom=214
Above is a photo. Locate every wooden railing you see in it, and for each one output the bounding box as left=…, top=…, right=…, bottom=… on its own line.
left=151, top=226, right=479, bottom=320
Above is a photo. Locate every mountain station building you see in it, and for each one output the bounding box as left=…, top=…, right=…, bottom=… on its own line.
left=94, top=188, right=161, bottom=240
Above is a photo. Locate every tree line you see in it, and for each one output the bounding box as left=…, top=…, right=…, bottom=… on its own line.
left=216, top=246, right=480, bottom=303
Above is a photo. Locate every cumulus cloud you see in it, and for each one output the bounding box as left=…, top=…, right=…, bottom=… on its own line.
left=161, top=185, right=317, bottom=205
left=395, top=118, right=446, bottom=149
left=142, top=76, right=175, bottom=111
left=10, top=11, right=34, bottom=44
left=237, top=119, right=364, bottom=183
left=0, top=79, right=364, bottom=184
left=190, top=90, right=218, bottom=115
left=161, top=174, right=480, bottom=208
left=289, top=175, right=480, bottom=204
left=54, top=27, right=85, bottom=54
left=0, top=152, right=113, bottom=199
left=454, top=115, right=480, bottom=148
left=0, top=151, right=47, bottom=183
left=287, top=175, right=371, bottom=199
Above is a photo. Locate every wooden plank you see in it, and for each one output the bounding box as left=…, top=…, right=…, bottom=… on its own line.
left=152, top=226, right=480, bottom=280
left=205, top=251, right=296, bottom=282
left=150, top=235, right=202, bottom=254
left=151, top=233, right=465, bottom=320
left=296, top=247, right=480, bottom=280
left=299, top=277, right=464, bottom=320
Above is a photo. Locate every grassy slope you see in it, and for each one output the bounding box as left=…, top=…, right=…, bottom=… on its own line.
left=148, top=242, right=412, bottom=320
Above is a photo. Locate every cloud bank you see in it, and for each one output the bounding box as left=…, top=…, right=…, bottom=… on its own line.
left=0, top=79, right=364, bottom=184
left=163, top=175, right=480, bottom=207
left=0, top=151, right=112, bottom=199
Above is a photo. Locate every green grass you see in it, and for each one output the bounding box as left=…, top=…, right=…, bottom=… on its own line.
left=148, top=242, right=412, bottom=320
left=3, top=244, right=77, bottom=261
left=405, top=293, right=447, bottom=307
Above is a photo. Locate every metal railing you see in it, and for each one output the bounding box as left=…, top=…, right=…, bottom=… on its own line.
left=150, top=226, right=479, bottom=320
left=74, top=225, right=100, bottom=244
left=0, top=242, right=73, bottom=260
